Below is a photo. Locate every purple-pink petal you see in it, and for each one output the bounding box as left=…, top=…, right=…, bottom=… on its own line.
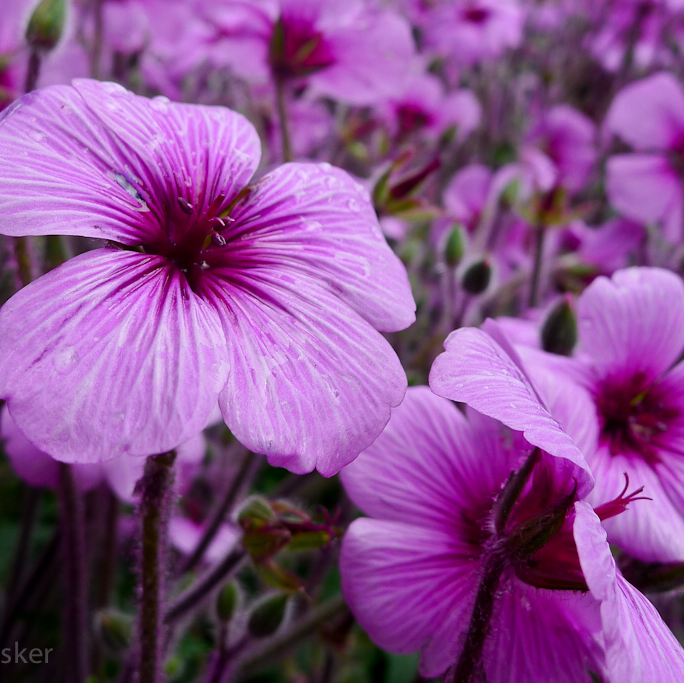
left=430, top=326, right=594, bottom=496
left=577, top=267, right=684, bottom=381
left=0, top=80, right=260, bottom=243
left=0, top=250, right=230, bottom=463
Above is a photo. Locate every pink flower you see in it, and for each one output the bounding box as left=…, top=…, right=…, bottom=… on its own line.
left=528, top=104, right=597, bottom=195
left=519, top=268, right=684, bottom=564
left=0, top=79, right=415, bottom=475
left=340, top=328, right=684, bottom=681
left=197, top=0, right=416, bottom=105
left=422, top=0, right=525, bottom=66
left=379, top=65, right=481, bottom=143
left=606, top=72, right=684, bottom=241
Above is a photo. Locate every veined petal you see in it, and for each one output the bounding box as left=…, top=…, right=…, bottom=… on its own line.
left=340, top=386, right=521, bottom=531
left=340, top=518, right=478, bottom=674
left=574, top=501, right=684, bottom=682
left=577, top=267, right=684, bottom=380
left=430, top=327, right=593, bottom=496
left=224, top=162, right=415, bottom=332
left=482, top=581, right=605, bottom=682
left=205, top=268, right=406, bottom=476
left=0, top=80, right=260, bottom=243
left=0, top=250, right=229, bottom=463
left=606, top=154, right=683, bottom=242
left=606, top=72, right=684, bottom=151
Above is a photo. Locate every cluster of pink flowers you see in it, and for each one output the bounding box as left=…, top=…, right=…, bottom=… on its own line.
left=2, top=0, right=684, bottom=682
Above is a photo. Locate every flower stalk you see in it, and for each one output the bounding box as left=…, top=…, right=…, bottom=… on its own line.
left=137, top=451, right=177, bottom=683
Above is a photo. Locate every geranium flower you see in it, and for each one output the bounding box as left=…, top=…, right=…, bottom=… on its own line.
left=340, top=328, right=684, bottom=681
left=196, top=0, right=415, bottom=106
left=516, top=267, right=684, bottom=563
left=0, top=79, right=415, bottom=475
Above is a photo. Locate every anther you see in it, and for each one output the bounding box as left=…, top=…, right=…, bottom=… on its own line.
left=177, top=197, right=194, bottom=215
left=211, top=233, right=227, bottom=247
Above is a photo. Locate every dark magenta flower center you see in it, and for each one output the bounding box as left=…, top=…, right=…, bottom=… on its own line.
left=269, top=16, right=335, bottom=80
left=461, top=5, right=491, bottom=24
left=595, top=372, right=679, bottom=464
left=395, top=103, right=434, bottom=139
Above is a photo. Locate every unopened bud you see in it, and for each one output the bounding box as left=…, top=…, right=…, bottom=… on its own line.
left=541, top=296, right=577, bottom=356
left=216, top=581, right=238, bottom=622
left=247, top=593, right=288, bottom=638
left=444, top=225, right=466, bottom=267
left=238, top=496, right=276, bottom=529
left=26, top=0, right=65, bottom=53
left=95, top=609, right=133, bottom=653
left=461, top=259, right=491, bottom=295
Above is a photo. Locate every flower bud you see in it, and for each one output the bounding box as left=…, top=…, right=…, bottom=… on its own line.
left=247, top=593, right=288, bottom=638
left=541, top=296, right=577, bottom=356
left=95, top=609, right=133, bottom=653
left=237, top=496, right=276, bottom=529
left=26, top=0, right=65, bottom=53
left=216, top=581, right=238, bottom=623
left=444, top=225, right=466, bottom=267
left=461, top=258, right=491, bottom=295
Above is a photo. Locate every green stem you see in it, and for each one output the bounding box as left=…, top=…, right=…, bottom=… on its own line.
left=275, top=77, right=292, bottom=163
left=138, top=451, right=176, bottom=683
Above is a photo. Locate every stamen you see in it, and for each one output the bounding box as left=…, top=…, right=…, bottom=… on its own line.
left=594, top=472, right=651, bottom=521
left=211, top=233, right=227, bottom=247
left=177, top=197, right=194, bottom=215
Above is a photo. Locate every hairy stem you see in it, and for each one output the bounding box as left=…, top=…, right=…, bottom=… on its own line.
left=138, top=451, right=176, bottom=683
left=24, top=50, right=41, bottom=93
left=58, top=462, right=89, bottom=683
left=450, top=554, right=506, bottom=683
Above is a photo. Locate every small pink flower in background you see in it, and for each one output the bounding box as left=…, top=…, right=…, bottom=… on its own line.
left=340, top=327, right=684, bottom=680
left=606, top=72, right=684, bottom=241
left=0, top=79, right=415, bottom=475
left=379, top=64, right=481, bottom=143
left=527, top=104, right=597, bottom=195
left=197, top=0, right=416, bottom=105
left=422, top=0, right=525, bottom=66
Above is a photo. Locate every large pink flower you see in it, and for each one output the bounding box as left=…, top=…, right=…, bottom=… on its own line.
left=519, top=268, right=684, bottom=563
left=340, top=330, right=684, bottom=681
left=0, top=79, right=415, bottom=475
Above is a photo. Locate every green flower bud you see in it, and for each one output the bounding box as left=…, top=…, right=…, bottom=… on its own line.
left=26, top=0, right=65, bottom=53
left=238, top=496, right=276, bottom=528
left=541, top=297, right=577, bottom=356
left=461, top=258, right=491, bottom=295
left=444, top=225, right=466, bottom=267
left=95, top=609, right=133, bottom=653
left=216, top=581, right=238, bottom=623
left=247, top=593, right=288, bottom=638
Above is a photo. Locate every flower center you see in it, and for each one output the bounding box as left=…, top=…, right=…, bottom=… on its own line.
left=395, top=103, right=433, bottom=139
left=461, top=5, right=491, bottom=24
left=268, top=16, right=335, bottom=80
left=595, top=372, right=679, bottom=464
left=142, top=192, right=239, bottom=290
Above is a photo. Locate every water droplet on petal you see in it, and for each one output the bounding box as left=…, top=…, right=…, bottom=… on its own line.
left=54, top=346, right=79, bottom=374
